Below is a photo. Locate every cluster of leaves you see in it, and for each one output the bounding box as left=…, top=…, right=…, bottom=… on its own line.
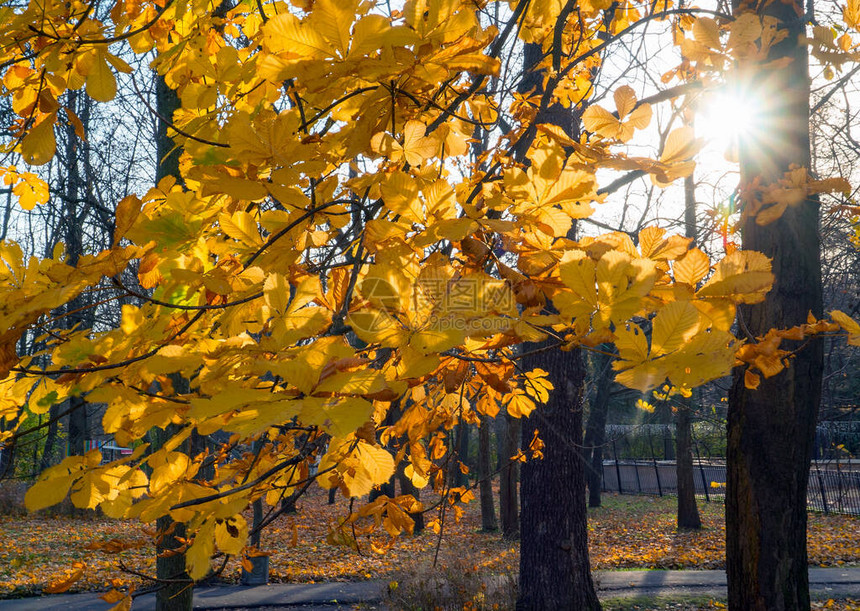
left=0, top=0, right=858, bottom=585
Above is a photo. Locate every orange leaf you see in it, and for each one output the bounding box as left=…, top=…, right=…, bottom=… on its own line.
left=744, top=369, right=760, bottom=389
left=100, top=589, right=126, bottom=603
left=44, top=565, right=85, bottom=593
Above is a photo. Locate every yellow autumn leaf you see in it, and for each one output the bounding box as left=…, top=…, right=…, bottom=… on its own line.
left=692, top=300, right=736, bottom=331
left=506, top=391, right=536, bottom=418
left=401, top=120, right=439, bottom=166
left=380, top=170, right=422, bottom=221
left=25, top=475, right=74, bottom=512
left=310, top=0, right=357, bottom=57
left=86, top=51, right=117, bottom=102
left=186, top=524, right=215, bottom=580
left=556, top=250, right=598, bottom=319
left=595, top=251, right=657, bottom=328
left=831, top=310, right=860, bottom=346
left=666, top=330, right=737, bottom=388
left=357, top=442, right=395, bottom=492
left=149, top=452, right=190, bottom=495
left=264, top=272, right=289, bottom=314
left=314, top=369, right=387, bottom=395
left=263, top=12, right=331, bottom=57
left=404, top=463, right=429, bottom=488
left=614, top=85, right=637, bottom=118
left=215, top=515, right=248, bottom=556
left=693, top=17, right=721, bottom=49
left=697, top=250, right=773, bottom=303
left=219, top=210, right=263, bottom=248
left=660, top=126, right=702, bottom=165
left=650, top=301, right=700, bottom=357
left=582, top=105, right=621, bottom=138
left=20, top=113, right=57, bottom=166
left=727, top=13, right=762, bottom=50
left=846, top=0, right=860, bottom=30
left=523, top=368, right=553, bottom=403
left=10, top=171, right=50, bottom=210
left=614, top=323, right=649, bottom=363
left=410, top=324, right=466, bottom=355
left=674, top=248, right=710, bottom=285
left=113, top=195, right=142, bottom=245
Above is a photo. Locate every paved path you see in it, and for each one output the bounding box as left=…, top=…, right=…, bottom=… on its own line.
left=0, top=568, right=857, bottom=610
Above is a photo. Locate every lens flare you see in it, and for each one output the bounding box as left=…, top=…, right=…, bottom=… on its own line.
left=696, top=90, right=760, bottom=161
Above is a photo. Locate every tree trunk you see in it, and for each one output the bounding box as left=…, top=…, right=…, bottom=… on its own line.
left=583, top=349, right=613, bottom=508
left=0, top=419, right=14, bottom=479
left=676, top=158, right=701, bottom=530
left=499, top=412, right=520, bottom=539
left=478, top=416, right=498, bottom=531
left=514, top=40, right=600, bottom=610
left=675, top=399, right=701, bottom=529
left=518, top=347, right=600, bottom=610
left=250, top=498, right=263, bottom=548
left=726, top=1, right=821, bottom=609
left=63, top=90, right=90, bottom=459
left=39, top=403, right=61, bottom=473
left=156, top=511, right=193, bottom=611
left=154, top=75, right=194, bottom=611
left=653, top=401, right=674, bottom=460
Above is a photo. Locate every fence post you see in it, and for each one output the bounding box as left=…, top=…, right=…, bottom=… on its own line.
left=816, top=462, right=829, bottom=514
left=613, top=438, right=623, bottom=494
left=647, top=428, right=663, bottom=496
left=837, top=462, right=845, bottom=513
left=853, top=473, right=860, bottom=515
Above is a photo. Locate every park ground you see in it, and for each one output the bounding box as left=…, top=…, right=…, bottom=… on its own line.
left=0, top=489, right=858, bottom=609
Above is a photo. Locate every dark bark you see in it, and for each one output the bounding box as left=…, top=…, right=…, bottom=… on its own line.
left=250, top=499, right=263, bottom=548
left=280, top=489, right=299, bottom=514
left=62, top=90, right=90, bottom=459
left=515, top=39, right=600, bottom=611
left=583, top=349, right=613, bottom=508
left=498, top=412, right=520, bottom=539
left=653, top=401, right=675, bottom=460
left=478, top=416, right=498, bottom=531
left=67, top=396, right=88, bottom=457
left=39, top=403, right=61, bottom=473
left=675, top=400, right=701, bottom=529
left=154, top=377, right=196, bottom=609
left=517, top=347, right=600, bottom=611
left=0, top=419, right=14, bottom=479
left=676, top=162, right=700, bottom=530
left=155, top=426, right=194, bottom=610
left=155, top=511, right=193, bottom=611
left=154, top=77, right=193, bottom=611
left=726, top=1, right=821, bottom=609
left=155, top=77, right=182, bottom=181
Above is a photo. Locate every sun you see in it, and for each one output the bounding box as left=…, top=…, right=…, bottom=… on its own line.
left=695, top=89, right=761, bottom=160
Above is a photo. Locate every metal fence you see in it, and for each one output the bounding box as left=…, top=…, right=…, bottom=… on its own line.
left=600, top=459, right=860, bottom=515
